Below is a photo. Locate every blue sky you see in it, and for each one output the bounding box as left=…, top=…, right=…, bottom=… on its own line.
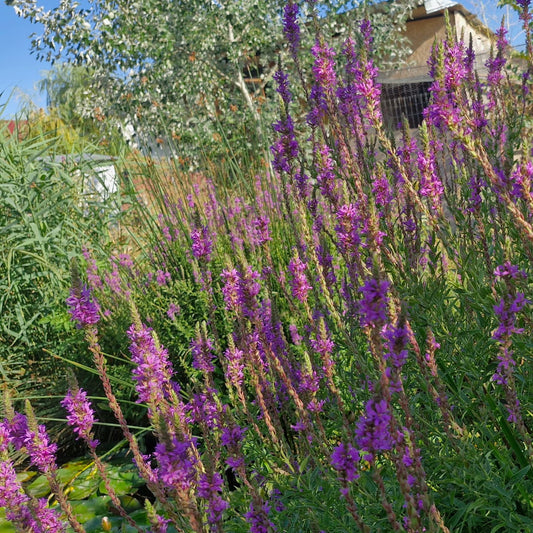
left=0, top=1, right=526, bottom=119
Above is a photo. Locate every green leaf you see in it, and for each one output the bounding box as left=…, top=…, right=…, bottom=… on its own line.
left=98, top=463, right=145, bottom=496
left=69, top=496, right=112, bottom=523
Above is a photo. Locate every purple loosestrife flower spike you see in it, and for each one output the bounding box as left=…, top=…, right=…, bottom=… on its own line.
left=221, top=422, right=246, bottom=469
left=283, top=2, right=300, bottom=60
left=491, top=264, right=529, bottom=424
left=383, top=323, right=409, bottom=370
left=245, top=498, right=277, bottom=533
left=331, top=441, right=360, bottom=483
left=335, top=203, right=365, bottom=257
left=0, top=460, right=32, bottom=526
left=12, top=411, right=58, bottom=474
left=347, top=22, right=382, bottom=126
left=61, top=388, right=99, bottom=449
left=355, top=398, right=394, bottom=461
left=315, top=143, right=340, bottom=207
left=0, top=458, right=66, bottom=532
left=66, top=283, right=100, bottom=328
left=186, top=389, right=220, bottom=429
left=288, top=252, right=312, bottom=304
left=417, top=150, right=443, bottom=212
left=191, top=225, right=213, bottom=262
left=190, top=325, right=216, bottom=373
left=271, top=113, right=299, bottom=176
left=221, top=266, right=261, bottom=319
left=486, top=25, right=508, bottom=88
left=154, top=436, right=198, bottom=492
left=127, top=323, right=175, bottom=407
left=492, top=292, right=528, bottom=342
left=197, top=472, right=229, bottom=526
left=82, top=246, right=102, bottom=289
left=311, top=39, right=337, bottom=101
left=167, top=302, right=180, bottom=320
left=359, top=278, right=390, bottom=328
left=225, top=344, right=245, bottom=387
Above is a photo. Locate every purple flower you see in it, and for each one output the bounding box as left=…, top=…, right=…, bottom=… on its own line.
left=418, top=151, right=443, bottom=211
left=61, top=388, right=99, bottom=448
left=156, top=270, right=171, bottom=286
left=221, top=266, right=261, bottom=319
left=7, top=414, right=58, bottom=474
left=185, top=389, right=220, bottom=429
left=167, top=302, right=180, bottom=320
left=271, top=114, right=299, bottom=175
left=4, top=412, right=29, bottom=450
left=494, top=261, right=526, bottom=280
left=492, top=347, right=516, bottom=386
left=82, top=247, right=102, bottom=289
left=288, top=254, right=312, bottom=304
left=154, top=436, right=197, bottom=492
left=118, top=253, right=134, bottom=269
left=224, top=345, right=245, bottom=386
left=355, top=398, right=394, bottom=461
left=66, top=284, right=100, bottom=328
left=33, top=499, right=67, bottom=533
left=486, top=25, right=508, bottom=88
left=0, top=461, right=65, bottom=532
left=198, top=472, right=229, bottom=525
left=191, top=225, right=213, bottom=262
left=0, top=423, right=9, bottom=453
left=331, top=441, right=360, bottom=482
left=359, top=278, right=390, bottom=328
left=245, top=498, right=277, bottom=533
left=28, top=423, right=58, bottom=474
left=315, top=143, right=339, bottom=206
left=311, top=39, right=337, bottom=100
left=335, top=203, right=364, bottom=255
left=221, top=268, right=242, bottom=311
left=127, top=323, right=175, bottom=406
left=250, top=215, right=272, bottom=247
left=273, top=70, right=292, bottom=106
left=221, top=424, right=246, bottom=450
left=283, top=2, right=300, bottom=59
left=443, top=40, right=467, bottom=91
left=105, top=262, right=125, bottom=296
left=372, top=172, right=392, bottom=207
left=383, top=323, right=409, bottom=369
left=190, top=331, right=215, bottom=373
left=0, top=460, right=31, bottom=524
left=492, top=292, right=528, bottom=342
left=341, top=28, right=382, bottom=125
left=307, top=84, right=327, bottom=126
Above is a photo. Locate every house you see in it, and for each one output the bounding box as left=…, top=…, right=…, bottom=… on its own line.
left=379, top=1, right=498, bottom=129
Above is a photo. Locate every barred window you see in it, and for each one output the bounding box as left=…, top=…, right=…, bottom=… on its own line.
left=381, top=81, right=433, bottom=129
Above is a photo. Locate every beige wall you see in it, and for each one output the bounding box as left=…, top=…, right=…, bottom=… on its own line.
left=379, top=10, right=495, bottom=81
left=405, top=16, right=448, bottom=69
left=453, top=11, right=493, bottom=58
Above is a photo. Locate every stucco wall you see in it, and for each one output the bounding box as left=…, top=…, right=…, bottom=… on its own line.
left=379, top=9, right=495, bottom=82
left=453, top=11, right=493, bottom=60
left=405, top=16, right=448, bottom=70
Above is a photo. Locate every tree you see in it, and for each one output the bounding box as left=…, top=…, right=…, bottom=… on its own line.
left=10, top=0, right=421, bottom=161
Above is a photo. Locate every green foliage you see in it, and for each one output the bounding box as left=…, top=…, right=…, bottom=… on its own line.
left=0, top=456, right=149, bottom=533
left=11, top=0, right=420, bottom=163
left=0, top=118, right=123, bottom=431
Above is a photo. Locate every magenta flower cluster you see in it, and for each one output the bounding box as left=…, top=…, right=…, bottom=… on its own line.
left=66, top=283, right=100, bottom=328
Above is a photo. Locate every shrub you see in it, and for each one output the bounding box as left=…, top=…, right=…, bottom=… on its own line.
left=2, top=3, right=533, bottom=533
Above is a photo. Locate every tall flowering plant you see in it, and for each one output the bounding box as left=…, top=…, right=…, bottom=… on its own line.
left=3, top=1, right=533, bottom=532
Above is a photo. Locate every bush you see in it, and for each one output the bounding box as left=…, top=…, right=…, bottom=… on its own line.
left=2, top=4, right=533, bottom=533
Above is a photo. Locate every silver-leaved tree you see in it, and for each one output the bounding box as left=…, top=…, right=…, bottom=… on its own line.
left=9, top=0, right=421, bottom=162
